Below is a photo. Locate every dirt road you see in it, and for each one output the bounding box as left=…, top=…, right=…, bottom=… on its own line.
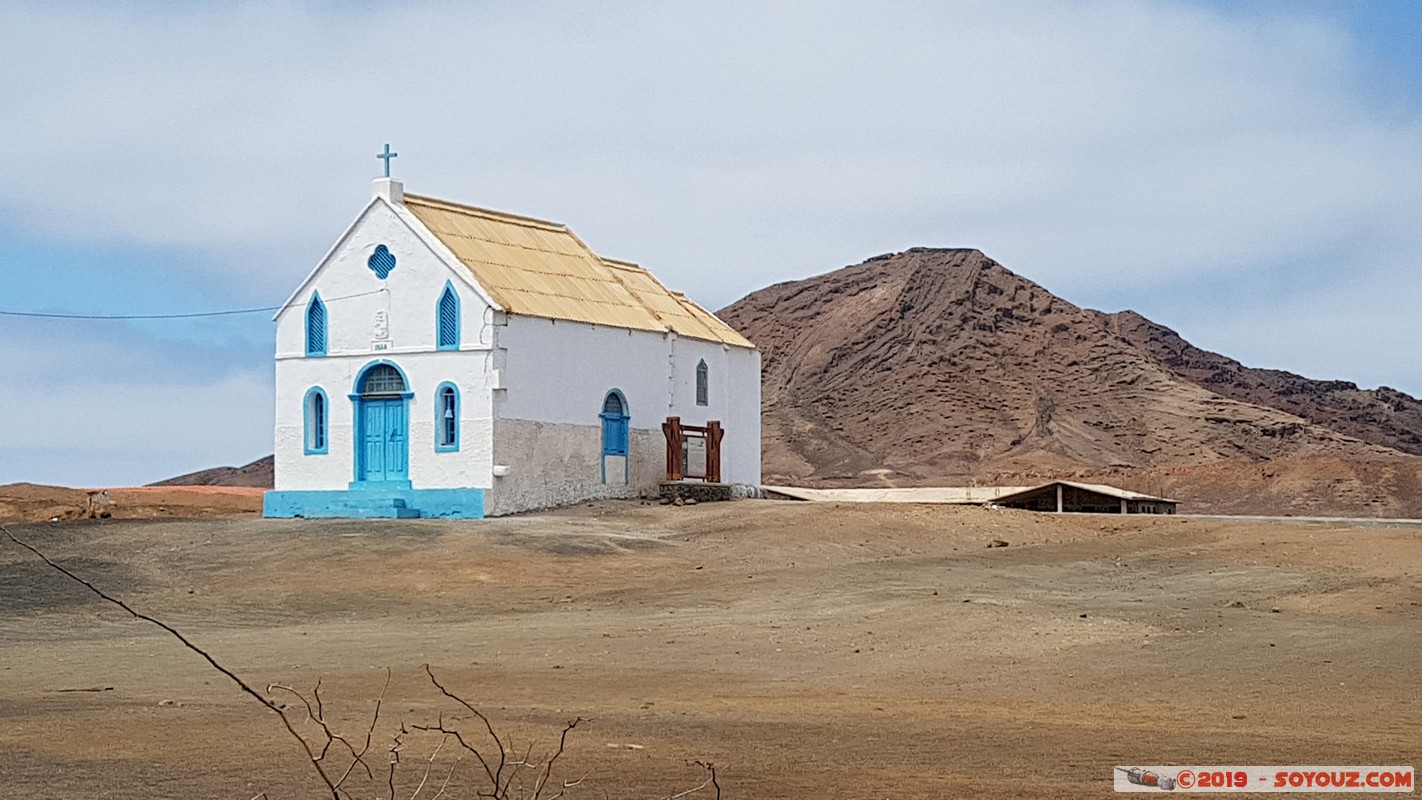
left=1, top=501, right=1418, bottom=798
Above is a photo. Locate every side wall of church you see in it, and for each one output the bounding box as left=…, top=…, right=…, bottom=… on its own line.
left=667, top=334, right=762, bottom=488
left=486, top=315, right=761, bottom=516
left=273, top=200, right=496, bottom=492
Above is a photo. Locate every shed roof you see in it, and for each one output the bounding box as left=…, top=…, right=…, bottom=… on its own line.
left=403, top=194, right=752, bottom=348
left=762, top=482, right=1177, bottom=506
left=993, top=481, right=1178, bottom=505
left=762, top=486, right=1034, bottom=504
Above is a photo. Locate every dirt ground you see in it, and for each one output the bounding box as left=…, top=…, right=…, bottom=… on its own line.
left=0, top=483, right=263, bottom=524
left=1, top=501, right=1418, bottom=798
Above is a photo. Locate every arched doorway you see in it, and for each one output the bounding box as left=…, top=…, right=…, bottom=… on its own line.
left=352, top=362, right=411, bottom=486
left=600, top=389, right=630, bottom=485
left=600, top=390, right=629, bottom=457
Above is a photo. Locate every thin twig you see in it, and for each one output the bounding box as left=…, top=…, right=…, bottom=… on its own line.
left=388, top=726, right=407, bottom=800
left=332, top=668, right=390, bottom=788
left=532, top=718, right=583, bottom=799
left=423, top=664, right=507, bottom=790
left=665, top=761, right=720, bottom=800
left=1, top=526, right=343, bottom=800
left=407, top=734, right=448, bottom=800
left=408, top=716, right=498, bottom=790
left=428, top=752, right=464, bottom=800
left=664, top=778, right=714, bottom=800
left=694, top=761, right=721, bottom=800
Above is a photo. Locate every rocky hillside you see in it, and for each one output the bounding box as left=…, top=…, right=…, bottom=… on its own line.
left=150, top=455, right=273, bottom=488
left=1090, top=309, right=1422, bottom=455
left=718, top=248, right=1422, bottom=513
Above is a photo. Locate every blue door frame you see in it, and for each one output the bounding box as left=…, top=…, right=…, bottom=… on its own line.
left=350, top=361, right=413, bottom=490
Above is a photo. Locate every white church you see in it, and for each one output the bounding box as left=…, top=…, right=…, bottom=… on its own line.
left=262, top=170, right=760, bottom=519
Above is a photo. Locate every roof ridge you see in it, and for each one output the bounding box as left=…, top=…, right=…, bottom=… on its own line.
left=601, top=257, right=643, bottom=269
left=403, top=193, right=569, bottom=232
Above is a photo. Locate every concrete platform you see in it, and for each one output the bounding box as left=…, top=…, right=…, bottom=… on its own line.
left=262, top=488, right=485, bottom=519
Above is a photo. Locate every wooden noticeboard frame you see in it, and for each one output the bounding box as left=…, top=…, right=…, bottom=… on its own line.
left=662, top=416, right=723, bottom=483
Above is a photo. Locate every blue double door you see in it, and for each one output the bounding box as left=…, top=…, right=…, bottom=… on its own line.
left=357, top=398, right=409, bottom=484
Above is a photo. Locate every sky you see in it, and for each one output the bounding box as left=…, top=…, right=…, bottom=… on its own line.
left=1, top=0, right=1420, bottom=486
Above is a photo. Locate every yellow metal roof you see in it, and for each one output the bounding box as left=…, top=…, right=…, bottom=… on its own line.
left=403, top=194, right=753, bottom=348
left=602, top=259, right=755, bottom=349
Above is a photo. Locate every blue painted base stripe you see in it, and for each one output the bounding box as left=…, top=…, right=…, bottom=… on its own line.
left=263, top=488, right=485, bottom=519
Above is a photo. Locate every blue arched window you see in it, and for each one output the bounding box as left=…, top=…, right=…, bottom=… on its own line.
left=435, top=382, right=459, bottom=451
left=305, top=292, right=327, bottom=357
left=600, top=390, right=629, bottom=457
left=695, top=359, right=709, bottom=406
left=304, top=387, right=328, bottom=454
left=437, top=282, right=460, bottom=351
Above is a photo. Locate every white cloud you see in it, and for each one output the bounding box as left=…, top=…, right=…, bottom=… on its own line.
left=3, top=1, right=1416, bottom=296
left=2, top=0, right=1420, bottom=484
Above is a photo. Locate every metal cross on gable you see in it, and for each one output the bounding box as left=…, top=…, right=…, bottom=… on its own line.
left=376, top=143, right=398, bottom=177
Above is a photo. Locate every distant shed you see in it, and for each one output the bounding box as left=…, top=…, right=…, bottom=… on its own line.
left=992, top=481, right=1177, bottom=515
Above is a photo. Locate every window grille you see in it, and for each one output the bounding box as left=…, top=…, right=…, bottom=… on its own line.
left=305, top=294, right=327, bottom=356
left=437, top=285, right=459, bottom=349
left=368, top=244, right=397, bottom=279
left=360, top=364, right=406, bottom=396
left=602, top=392, right=624, bottom=415
left=695, top=360, right=709, bottom=406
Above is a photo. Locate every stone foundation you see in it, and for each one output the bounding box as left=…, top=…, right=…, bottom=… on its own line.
left=659, top=481, right=739, bottom=503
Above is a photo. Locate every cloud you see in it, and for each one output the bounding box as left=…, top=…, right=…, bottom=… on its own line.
left=1, top=0, right=1420, bottom=484
left=3, top=2, right=1416, bottom=297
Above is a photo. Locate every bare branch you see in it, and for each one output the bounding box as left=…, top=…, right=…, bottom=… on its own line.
left=428, top=752, right=464, bottom=800
left=406, top=733, right=447, bottom=800
left=407, top=717, right=499, bottom=791
left=694, top=761, right=722, bottom=800
left=331, top=668, right=390, bottom=788
left=5, top=526, right=723, bottom=800
left=269, top=677, right=380, bottom=786
left=663, top=762, right=720, bottom=800
left=532, top=718, right=583, bottom=800
left=422, top=664, right=507, bottom=789
left=388, top=726, right=407, bottom=800
left=0, top=525, right=342, bottom=800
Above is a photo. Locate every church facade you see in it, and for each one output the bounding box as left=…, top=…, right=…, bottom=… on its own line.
left=262, top=178, right=760, bottom=519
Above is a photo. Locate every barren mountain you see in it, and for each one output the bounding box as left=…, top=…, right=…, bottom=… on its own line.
left=719, top=248, right=1422, bottom=513
left=150, top=455, right=273, bottom=488
left=1090, top=309, right=1422, bottom=455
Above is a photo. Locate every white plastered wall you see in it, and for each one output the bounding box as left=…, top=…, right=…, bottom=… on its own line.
left=665, top=334, right=762, bottom=487
left=273, top=199, right=496, bottom=492
left=488, top=315, right=760, bottom=514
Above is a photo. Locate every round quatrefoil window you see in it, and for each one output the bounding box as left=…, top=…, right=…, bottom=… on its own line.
left=368, top=244, right=396, bottom=280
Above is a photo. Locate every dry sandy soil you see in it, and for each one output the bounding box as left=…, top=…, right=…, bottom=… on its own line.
left=1, top=501, right=1419, bottom=798
left=0, top=483, right=263, bottom=525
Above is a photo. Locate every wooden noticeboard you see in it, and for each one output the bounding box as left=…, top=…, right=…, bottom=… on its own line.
left=662, top=416, right=723, bottom=483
